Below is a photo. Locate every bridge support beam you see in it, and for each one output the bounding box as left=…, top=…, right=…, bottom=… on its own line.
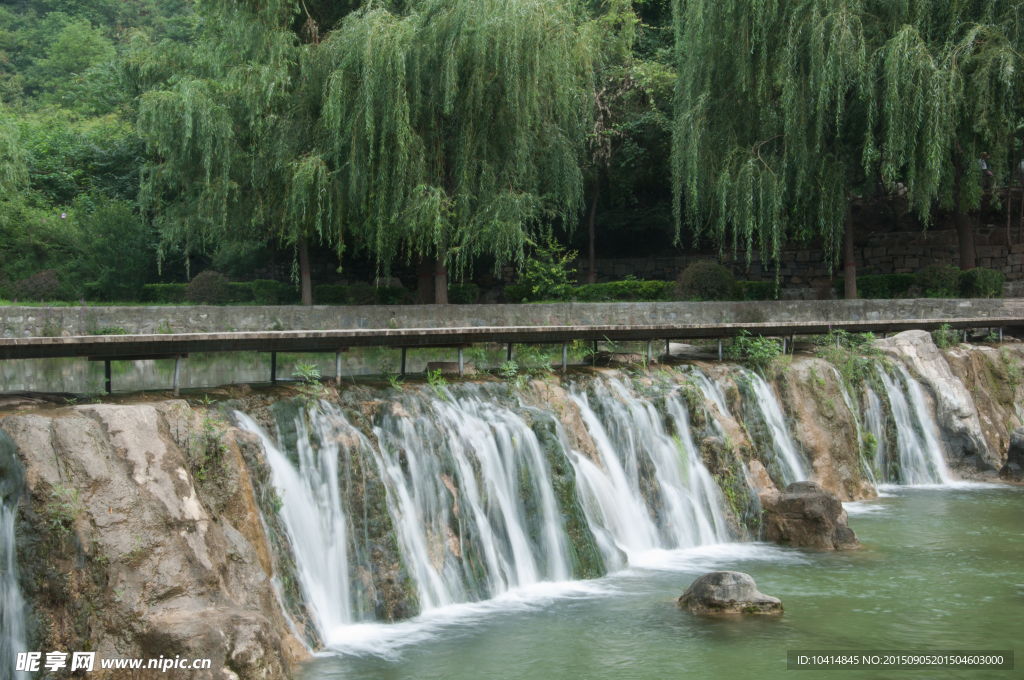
left=458, top=347, right=464, bottom=376
left=335, top=351, right=342, bottom=381
left=718, top=338, right=723, bottom=361
left=104, top=360, right=111, bottom=394
left=507, top=343, right=513, bottom=362
left=270, top=352, right=277, bottom=384
left=401, top=347, right=407, bottom=375
left=562, top=341, right=568, bottom=372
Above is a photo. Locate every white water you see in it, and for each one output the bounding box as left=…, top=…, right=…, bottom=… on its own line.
left=235, top=376, right=733, bottom=648
left=741, top=370, right=807, bottom=485
left=568, top=379, right=728, bottom=564
left=832, top=368, right=878, bottom=490
left=876, top=367, right=954, bottom=485
left=235, top=410, right=355, bottom=631
left=0, top=435, right=27, bottom=680
left=688, top=366, right=731, bottom=417
left=863, top=388, right=888, bottom=479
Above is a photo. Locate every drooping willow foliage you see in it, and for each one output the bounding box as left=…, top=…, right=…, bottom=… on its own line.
left=126, top=0, right=595, bottom=283
left=673, top=0, right=1024, bottom=270
left=294, top=0, right=594, bottom=278
left=0, top=107, right=26, bottom=198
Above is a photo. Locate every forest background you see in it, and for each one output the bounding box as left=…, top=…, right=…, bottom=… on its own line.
left=0, top=0, right=1018, bottom=306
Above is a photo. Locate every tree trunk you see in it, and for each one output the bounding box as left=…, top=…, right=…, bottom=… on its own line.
left=434, top=248, right=448, bottom=305
left=843, top=201, right=857, bottom=299
left=297, top=236, right=313, bottom=305
left=588, top=173, right=600, bottom=285
left=953, top=154, right=976, bottom=270
left=415, top=256, right=435, bottom=304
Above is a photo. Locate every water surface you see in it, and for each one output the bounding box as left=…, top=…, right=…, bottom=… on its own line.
left=299, top=485, right=1022, bottom=680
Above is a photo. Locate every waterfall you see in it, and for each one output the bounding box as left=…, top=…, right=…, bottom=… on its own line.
left=372, top=387, right=572, bottom=609
left=863, top=388, right=888, bottom=480
left=234, top=375, right=735, bottom=643
left=831, top=368, right=878, bottom=490
left=234, top=410, right=355, bottom=632
left=740, top=370, right=807, bottom=485
left=0, top=431, right=27, bottom=680
left=687, top=367, right=732, bottom=417
left=568, top=379, right=728, bottom=563
left=876, top=367, right=954, bottom=485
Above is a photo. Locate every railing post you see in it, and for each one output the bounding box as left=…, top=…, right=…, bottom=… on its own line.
left=173, top=355, right=181, bottom=397
left=104, top=359, right=111, bottom=394
left=270, top=352, right=277, bottom=384
left=401, top=347, right=407, bottom=375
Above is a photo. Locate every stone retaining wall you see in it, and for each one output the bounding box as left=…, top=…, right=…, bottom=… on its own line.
left=3, top=298, right=1022, bottom=338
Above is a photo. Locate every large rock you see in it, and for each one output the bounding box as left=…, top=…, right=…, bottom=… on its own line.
left=0, top=403, right=308, bottom=680
left=760, top=481, right=859, bottom=550
left=999, top=427, right=1024, bottom=481
left=678, top=571, right=783, bottom=614
left=876, top=330, right=994, bottom=471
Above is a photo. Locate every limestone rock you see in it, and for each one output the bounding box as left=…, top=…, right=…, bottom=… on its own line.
left=876, top=331, right=993, bottom=471
left=678, top=571, right=783, bottom=614
left=0, top=403, right=299, bottom=680
left=760, top=481, right=859, bottom=550
left=999, top=427, right=1024, bottom=482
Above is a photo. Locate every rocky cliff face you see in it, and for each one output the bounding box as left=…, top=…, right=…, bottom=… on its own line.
left=0, top=402, right=309, bottom=680
left=1, top=331, right=1019, bottom=676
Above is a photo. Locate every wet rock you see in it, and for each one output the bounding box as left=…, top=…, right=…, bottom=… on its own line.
left=877, top=331, right=994, bottom=471
left=678, top=571, right=783, bottom=614
left=999, top=427, right=1024, bottom=482
left=760, top=481, right=859, bottom=550
left=0, top=403, right=300, bottom=680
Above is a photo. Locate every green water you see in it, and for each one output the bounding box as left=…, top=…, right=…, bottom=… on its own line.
left=300, top=485, right=1022, bottom=679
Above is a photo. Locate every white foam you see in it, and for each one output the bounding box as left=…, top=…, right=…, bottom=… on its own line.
left=877, top=481, right=1005, bottom=492
left=319, top=580, right=612, bottom=659
left=843, top=501, right=889, bottom=516
left=624, top=542, right=808, bottom=573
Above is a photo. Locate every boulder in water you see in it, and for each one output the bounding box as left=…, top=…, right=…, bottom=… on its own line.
left=760, top=481, right=859, bottom=550
left=999, top=427, right=1024, bottom=482
left=678, top=571, right=783, bottom=614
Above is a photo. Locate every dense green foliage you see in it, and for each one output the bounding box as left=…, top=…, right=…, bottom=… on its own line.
left=674, top=261, right=736, bottom=301
left=834, top=274, right=917, bottom=299
left=673, top=0, right=1024, bottom=269
left=1, top=0, right=1020, bottom=306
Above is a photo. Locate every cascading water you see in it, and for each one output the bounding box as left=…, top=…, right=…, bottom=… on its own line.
left=0, top=431, right=27, bottom=680
left=876, top=367, right=953, bottom=484
left=568, top=379, right=729, bottom=564
left=831, top=368, right=878, bottom=490
left=739, top=369, right=807, bottom=485
left=235, top=375, right=734, bottom=645
left=235, top=410, right=355, bottom=632
left=863, top=388, right=888, bottom=479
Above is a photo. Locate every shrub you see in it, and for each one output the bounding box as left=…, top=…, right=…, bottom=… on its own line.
left=227, top=282, right=255, bottom=303
left=518, top=238, right=577, bottom=302
left=834, top=273, right=916, bottom=299
left=10, top=270, right=61, bottom=301
left=504, top=284, right=528, bottom=303
left=574, top=279, right=673, bottom=302
left=314, top=283, right=406, bottom=305
left=960, top=268, right=1005, bottom=298
left=378, top=286, right=407, bottom=305
left=448, top=283, right=479, bottom=304
left=741, top=280, right=779, bottom=301
left=675, top=261, right=738, bottom=301
left=252, top=279, right=283, bottom=304
left=185, top=270, right=230, bottom=305
left=916, top=265, right=960, bottom=298
left=75, top=196, right=153, bottom=302
left=142, top=283, right=187, bottom=303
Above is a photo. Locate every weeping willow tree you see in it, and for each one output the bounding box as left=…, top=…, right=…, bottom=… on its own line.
left=290, top=0, right=594, bottom=303
left=127, top=0, right=593, bottom=305
left=0, top=108, right=26, bottom=198
left=124, top=0, right=309, bottom=296
left=673, top=0, right=1024, bottom=294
